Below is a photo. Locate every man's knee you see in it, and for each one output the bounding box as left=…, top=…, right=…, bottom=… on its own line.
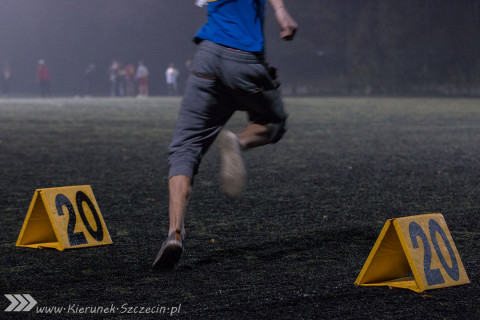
left=168, top=152, right=200, bottom=180
left=269, top=119, right=287, bottom=144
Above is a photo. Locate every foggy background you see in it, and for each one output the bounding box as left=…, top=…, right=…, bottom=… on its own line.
left=1, top=0, right=480, bottom=97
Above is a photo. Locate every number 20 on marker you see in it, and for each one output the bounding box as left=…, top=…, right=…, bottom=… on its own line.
left=16, top=185, right=112, bottom=251
left=399, top=214, right=469, bottom=290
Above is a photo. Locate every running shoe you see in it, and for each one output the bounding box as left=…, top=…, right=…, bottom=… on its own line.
left=218, top=130, right=245, bottom=198
left=152, top=229, right=184, bottom=271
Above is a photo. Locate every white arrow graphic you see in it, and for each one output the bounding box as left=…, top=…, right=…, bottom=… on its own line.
left=4, top=294, right=18, bottom=312
left=13, top=294, right=28, bottom=311
left=22, top=294, right=37, bottom=311
left=4, top=294, right=37, bottom=312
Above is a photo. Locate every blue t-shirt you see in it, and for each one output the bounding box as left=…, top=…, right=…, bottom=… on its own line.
left=195, top=0, right=266, bottom=53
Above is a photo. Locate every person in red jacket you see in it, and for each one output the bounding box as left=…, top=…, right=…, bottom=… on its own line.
left=36, top=59, right=51, bottom=97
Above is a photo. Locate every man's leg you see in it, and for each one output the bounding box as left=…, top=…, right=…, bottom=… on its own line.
left=168, top=175, right=192, bottom=236
left=237, top=123, right=273, bottom=150
left=219, top=123, right=273, bottom=198
left=152, top=175, right=191, bottom=271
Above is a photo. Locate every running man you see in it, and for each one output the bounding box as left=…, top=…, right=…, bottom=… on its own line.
left=153, top=0, right=297, bottom=271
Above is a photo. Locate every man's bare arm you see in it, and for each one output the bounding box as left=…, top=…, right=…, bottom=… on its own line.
left=269, top=0, right=298, bottom=41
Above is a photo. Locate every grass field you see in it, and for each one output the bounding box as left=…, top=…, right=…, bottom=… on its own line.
left=0, top=97, right=479, bottom=319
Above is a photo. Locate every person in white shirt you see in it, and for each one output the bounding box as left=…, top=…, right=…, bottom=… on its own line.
left=165, top=63, right=180, bottom=96
left=136, top=60, right=149, bottom=97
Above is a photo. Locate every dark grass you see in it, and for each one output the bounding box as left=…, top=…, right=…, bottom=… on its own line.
left=0, top=97, right=479, bottom=319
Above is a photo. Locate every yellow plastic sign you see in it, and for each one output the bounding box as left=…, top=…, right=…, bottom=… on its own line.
left=355, top=213, right=469, bottom=292
left=16, top=185, right=112, bottom=251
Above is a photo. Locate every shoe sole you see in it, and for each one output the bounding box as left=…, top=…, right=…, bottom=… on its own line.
left=218, top=131, right=245, bottom=198
left=152, top=240, right=183, bottom=271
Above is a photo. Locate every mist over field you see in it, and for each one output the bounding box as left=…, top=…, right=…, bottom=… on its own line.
left=1, top=0, right=479, bottom=96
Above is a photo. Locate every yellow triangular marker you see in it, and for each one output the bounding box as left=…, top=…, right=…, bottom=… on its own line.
left=16, top=185, right=112, bottom=251
left=16, top=190, right=62, bottom=250
left=355, top=213, right=469, bottom=292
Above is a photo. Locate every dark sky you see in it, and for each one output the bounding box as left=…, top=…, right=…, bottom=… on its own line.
left=0, top=0, right=297, bottom=96
left=1, top=1, right=479, bottom=96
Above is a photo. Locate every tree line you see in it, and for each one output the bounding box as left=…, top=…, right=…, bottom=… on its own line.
left=271, top=0, right=480, bottom=96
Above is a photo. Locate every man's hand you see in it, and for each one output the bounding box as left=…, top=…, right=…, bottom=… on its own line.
left=269, top=0, right=297, bottom=41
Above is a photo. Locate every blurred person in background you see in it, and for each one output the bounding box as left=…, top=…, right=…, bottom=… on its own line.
left=84, top=63, right=96, bottom=97
left=136, top=60, right=149, bottom=97
left=2, top=61, right=12, bottom=97
left=36, top=59, right=51, bottom=97
left=165, top=63, right=180, bottom=96
left=125, top=63, right=137, bottom=96
left=109, top=60, right=120, bottom=97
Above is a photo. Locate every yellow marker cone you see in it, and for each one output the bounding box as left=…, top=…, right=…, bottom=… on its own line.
left=355, top=213, right=469, bottom=292
left=16, top=185, right=112, bottom=251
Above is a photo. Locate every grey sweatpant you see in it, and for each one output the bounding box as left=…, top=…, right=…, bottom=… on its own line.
left=168, top=40, right=287, bottom=179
